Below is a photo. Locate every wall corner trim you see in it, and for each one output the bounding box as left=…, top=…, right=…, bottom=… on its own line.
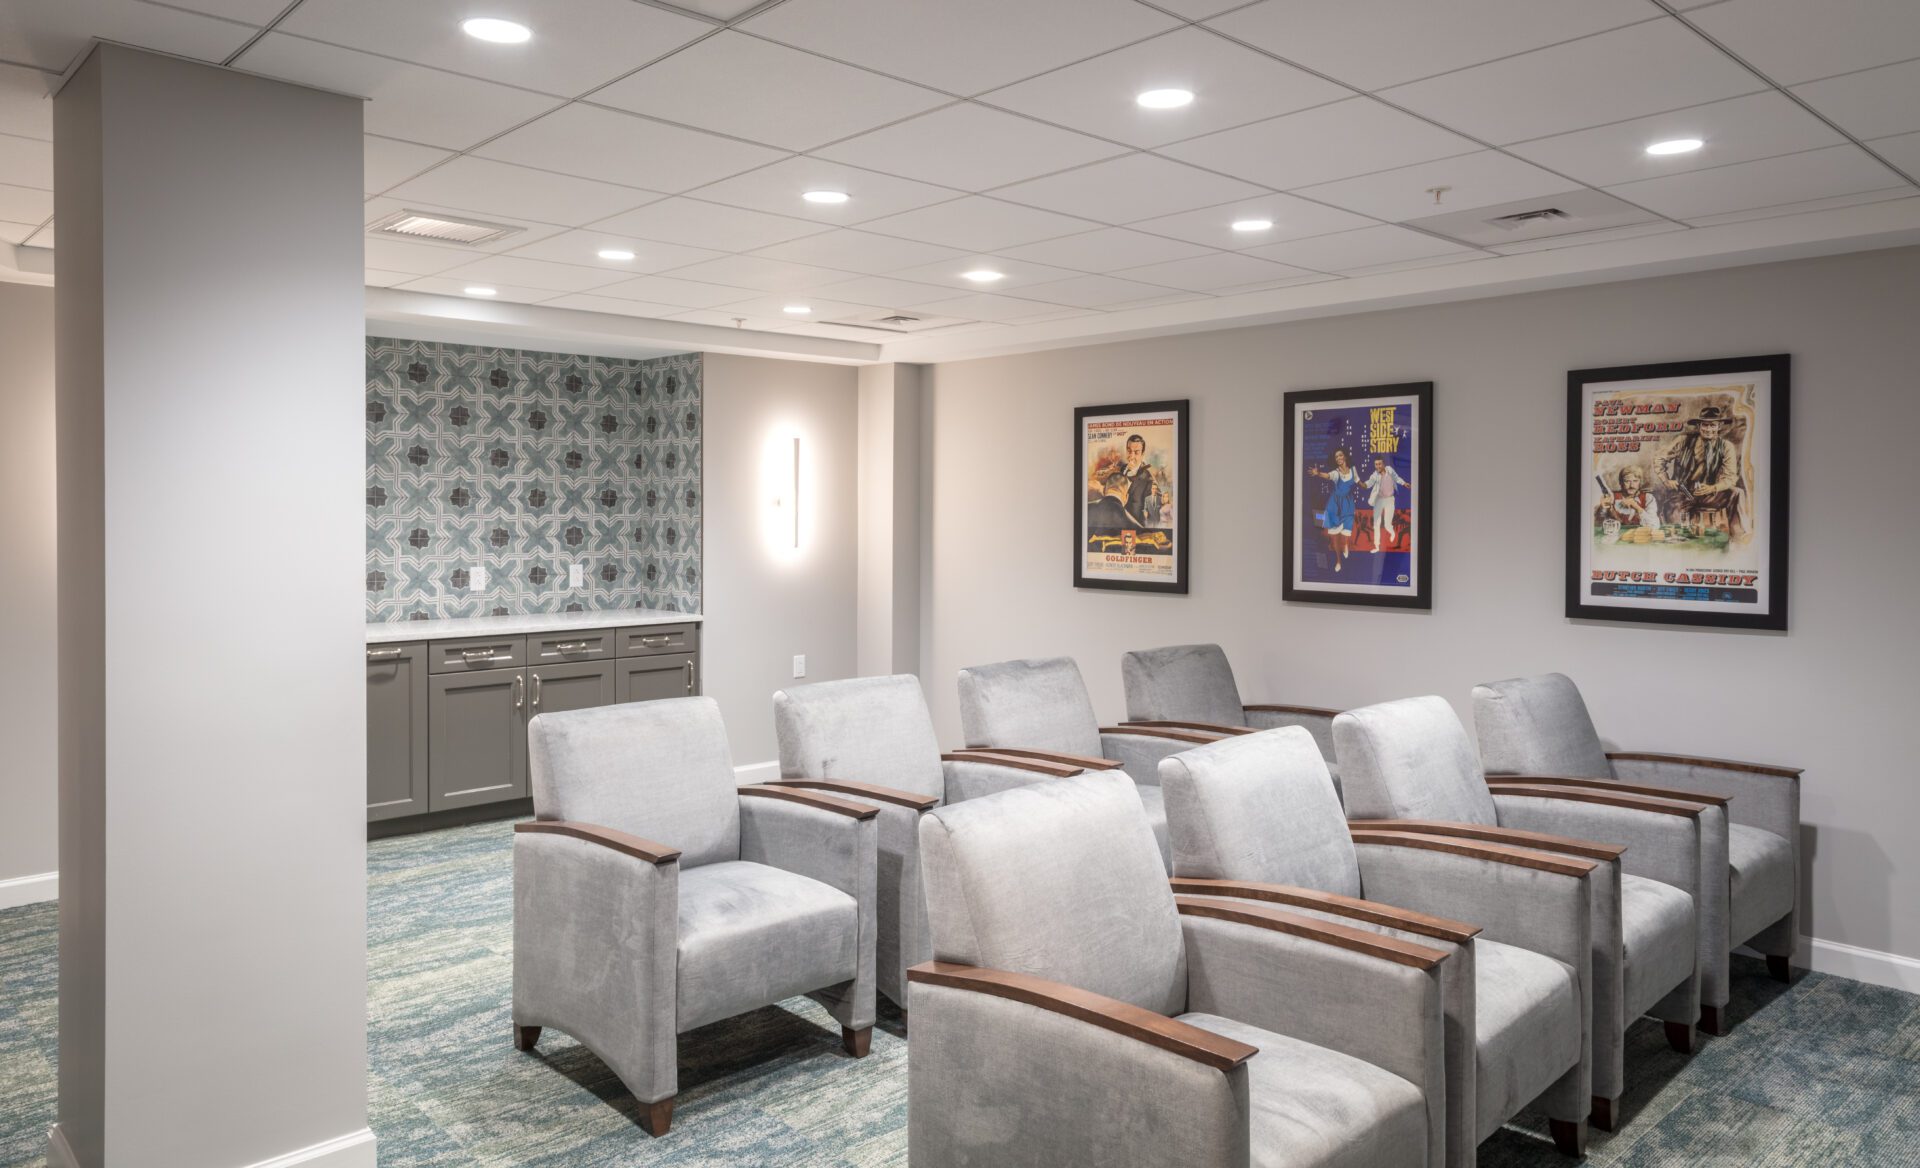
left=240, top=1128, right=378, bottom=1168
left=47, top=1125, right=79, bottom=1168
left=0, top=871, right=57, bottom=910
left=1798, top=935, right=1920, bottom=994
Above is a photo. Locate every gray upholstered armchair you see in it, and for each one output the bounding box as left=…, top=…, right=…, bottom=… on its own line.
left=957, top=655, right=1222, bottom=867
left=512, top=697, right=879, bottom=1136
left=1119, top=642, right=1343, bottom=771
left=772, top=673, right=1097, bottom=1018
left=1336, top=696, right=1710, bottom=1132
left=1473, top=672, right=1799, bottom=1034
left=1160, top=727, right=1594, bottom=1166
left=908, top=772, right=1450, bottom=1168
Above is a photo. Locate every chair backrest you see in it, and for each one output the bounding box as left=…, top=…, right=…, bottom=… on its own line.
left=956, top=657, right=1104, bottom=758
left=918, top=773, right=1187, bottom=1017
left=1160, top=727, right=1361, bottom=897
left=1333, top=696, right=1498, bottom=826
left=774, top=674, right=944, bottom=801
left=1119, top=643, right=1248, bottom=727
left=1472, top=673, right=1612, bottom=779
left=528, top=696, right=740, bottom=868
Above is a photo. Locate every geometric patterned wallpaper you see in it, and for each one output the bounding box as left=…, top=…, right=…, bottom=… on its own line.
left=365, top=337, right=702, bottom=623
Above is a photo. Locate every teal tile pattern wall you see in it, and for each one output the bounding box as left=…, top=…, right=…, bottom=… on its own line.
left=366, top=339, right=701, bottom=622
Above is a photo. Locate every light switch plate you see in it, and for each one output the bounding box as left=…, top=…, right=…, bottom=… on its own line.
left=568, top=563, right=584, bottom=588
left=793, top=654, right=806, bottom=678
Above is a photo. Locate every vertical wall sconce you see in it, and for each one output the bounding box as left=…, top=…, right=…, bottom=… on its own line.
left=765, top=431, right=801, bottom=554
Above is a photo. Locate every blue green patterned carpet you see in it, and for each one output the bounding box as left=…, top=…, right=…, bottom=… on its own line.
left=3, top=818, right=1917, bottom=1166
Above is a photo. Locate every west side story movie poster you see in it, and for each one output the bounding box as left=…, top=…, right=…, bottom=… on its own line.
left=1075, top=399, right=1188, bottom=594
left=1284, top=382, right=1433, bottom=609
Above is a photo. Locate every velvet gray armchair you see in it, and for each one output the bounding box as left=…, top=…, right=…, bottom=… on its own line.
left=908, top=772, right=1450, bottom=1168
left=1119, top=642, right=1342, bottom=771
left=1160, top=726, right=1595, bottom=1166
left=1336, top=695, right=1710, bottom=1132
left=1473, top=672, right=1799, bottom=1034
left=512, top=697, right=879, bottom=1136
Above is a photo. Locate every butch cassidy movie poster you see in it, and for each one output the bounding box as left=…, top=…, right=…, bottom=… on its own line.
left=1568, top=355, right=1790, bottom=630
left=1074, top=399, right=1188, bottom=594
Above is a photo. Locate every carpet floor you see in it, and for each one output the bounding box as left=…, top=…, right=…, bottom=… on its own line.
left=3, top=817, right=1917, bottom=1166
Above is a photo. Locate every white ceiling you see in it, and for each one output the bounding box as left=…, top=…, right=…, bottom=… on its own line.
left=2, top=0, right=1918, bottom=361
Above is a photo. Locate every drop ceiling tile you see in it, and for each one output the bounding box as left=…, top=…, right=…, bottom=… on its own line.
left=1294, top=150, right=1581, bottom=222
left=1158, top=97, right=1480, bottom=191
left=1001, top=227, right=1215, bottom=271
left=23, top=220, right=51, bottom=248
left=1208, top=0, right=1657, bottom=92
left=1606, top=144, right=1909, bottom=220
left=1483, top=219, right=1687, bottom=255
left=438, top=254, right=634, bottom=293
left=884, top=256, right=1086, bottom=293
left=1688, top=0, right=1920, bottom=85
left=1871, top=132, right=1920, bottom=179
left=500, top=229, right=727, bottom=273
left=1792, top=59, right=1920, bottom=141
left=1128, top=193, right=1377, bottom=249
left=0, top=134, right=51, bottom=189
left=1011, top=273, right=1195, bottom=308
left=1379, top=20, right=1765, bottom=145
left=158, top=0, right=291, bottom=21
left=542, top=293, right=687, bottom=319
left=1341, top=253, right=1491, bottom=278
left=1242, top=224, right=1476, bottom=272
left=993, top=154, right=1266, bottom=225
left=686, top=156, right=960, bottom=224
left=857, top=196, right=1100, bottom=252
left=739, top=0, right=1182, bottom=96
left=590, top=197, right=830, bottom=252
left=364, top=136, right=454, bottom=196
left=277, top=0, right=710, bottom=97
left=909, top=292, right=1088, bottom=321
left=363, top=196, right=568, bottom=253
left=0, top=220, right=37, bottom=245
left=802, top=274, right=961, bottom=308
left=0, top=182, right=51, bottom=223
left=1114, top=251, right=1316, bottom=291
left=0, top=1, right=254, bottom=73
left=708, top=294, right=879, bottom=321
left=749, top=230, right=968, bottom=275
left=814, top=103, right=1127, bottom=191
left=1505, top=91, right=1845, bottom=188
left=979, top=27, right=1347, bottom=149
left=590, top=273, right=766, bottom=308
left=1149, top=0, right=1262, bottom=18
left=362, top=236, right=477, bottom=276
left=664, top=254, right=860, bottom=293
left=593, top=31, right=949, bottom=152
left=395, top=276, right=562, bottom=305
left=665, top=307, right=800, bottom=330
left=388, top=156, right=657, bottom=227
left=0, top=64, right=53, bottom=141
left=364, top=267, right=417, bottom=288
left=235, top=34, right=562, bottom=149
left=475, top=104, right=786, bottom=193
left=1680, top=188, right=1917, bottom=227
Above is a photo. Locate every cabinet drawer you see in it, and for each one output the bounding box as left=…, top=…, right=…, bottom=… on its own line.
left=529, top=627, right=615, bottom=664
left=428, top=635, right=527, bottom=674
left=618, top=623, right=698, bottom=657
left=617, top=653, right=699, bottom=704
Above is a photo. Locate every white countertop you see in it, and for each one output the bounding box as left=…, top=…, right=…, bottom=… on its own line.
left=366, top=609, right=702, bottom=644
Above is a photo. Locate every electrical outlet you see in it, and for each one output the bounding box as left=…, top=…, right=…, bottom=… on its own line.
left=470, top=566, right=488, bottom=592
left=568, top=563, right=584, bottom=588
left=792, top=654, right=806, bottom=679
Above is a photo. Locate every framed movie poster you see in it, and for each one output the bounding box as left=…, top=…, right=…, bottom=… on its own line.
left=1283, top=382, right=1433, bottom=609
left=1074, top=399, right=1189, bottom=594
left=1567, top=354, right=1790, bottom=630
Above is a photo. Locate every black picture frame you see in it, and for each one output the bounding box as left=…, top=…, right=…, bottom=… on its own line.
left=1566, top=354, right=1790, bottom=631
left=1073, top=398, right=1190, bottom=594
left=1282, top=382, right=1434, bottom=610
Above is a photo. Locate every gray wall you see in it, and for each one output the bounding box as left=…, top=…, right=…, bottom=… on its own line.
left=703, top=353, right=860, bottom=765
left=0, top=282, right=56, bottom=888
left=918, top=244, right=1920, bottom=963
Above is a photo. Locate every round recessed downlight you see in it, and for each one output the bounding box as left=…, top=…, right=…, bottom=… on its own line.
left=462, top=18, right=531, bottom=44
left=1646, top=137, right=1704, bottom=156
left=597, top=247, right=636, bottom=261
left=1136, top=88, right=1194, bottom=110
left=783, top=304, right=812, bottom=315
left=464, top=286, right=499, bottom=297
left=802, top=190, right=850, bottom=205
left=961, top=269, right=1005, bottom=283
left=1231, top=218, right=1274, bottom=232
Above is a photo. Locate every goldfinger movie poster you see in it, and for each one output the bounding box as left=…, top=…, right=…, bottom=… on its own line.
left=1567, top=354, right=1791, bottom=630
left=1074, top=399, right=1189, bottom=594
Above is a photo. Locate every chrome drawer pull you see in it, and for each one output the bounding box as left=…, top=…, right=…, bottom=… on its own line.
left=461, top=648, right=509, bottom=665
left=639, top=634, right=672, bottom=646
left=554, top=640, right=591, bottom=653
left=366, top=647, right=403, bottom=661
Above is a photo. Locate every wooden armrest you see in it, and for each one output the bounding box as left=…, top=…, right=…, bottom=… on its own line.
left=1244, top=703, right=1341, bottom=718
left=514, top=820, right=681, bottom=865
left=1170, top=878, right=1479, bottom=945
left=1347, top=819, right=1624, bottom=862
left=1487, top=782, right=1708, bottom=817
left=1487, top=773, right=1728, bottom=807
left=906, top=960, right=1256, bottom=1072
left=956, top=747, right=1122, bottom=771
left=1607, top=751, right=1802, bottom=780
left=1121, top=719, right=1255, bottom=736
left=1174, top=896, right=1449, bottom=970
left=1102, top=725, right=1220, bottom=745
left=1349, top=829, right=1600, bottom=878
left=766, top=778, right=938, bottom=812
left=739, top=784, right=879, bottom=820
left=941, top=750, right=1085, bottom=778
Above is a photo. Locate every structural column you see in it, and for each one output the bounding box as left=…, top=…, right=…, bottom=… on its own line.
left=53, top=45, right=370, bottom=1168
left=856, top=363, right=924, bottom=678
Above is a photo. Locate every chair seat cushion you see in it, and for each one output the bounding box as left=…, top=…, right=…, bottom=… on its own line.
left=676, top=860, right=858, bottom=1033
left=1620, top=873, right=1697, bottom=1020
left=1472, top=939, right=1581, bottom=1140
left=1179, top=1012, right=1427, bottom=1168
left=1728, top=823, right=1794, bottom=946
left=1137, top=784, right=1170, bottom=872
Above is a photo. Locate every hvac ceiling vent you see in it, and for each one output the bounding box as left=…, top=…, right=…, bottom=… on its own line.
left=1486, top=207, right=1571, bottom=230
left=369, top=209, right=523, bottom=246
left=823, top=309, right=969, bottom=334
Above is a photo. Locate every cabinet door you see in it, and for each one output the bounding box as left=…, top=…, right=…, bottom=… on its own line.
left=366, top=643, right=428, bottom=821
left=428, top=666, right=527, bottom=811
left=528, top=659, right=616, bottom=721
left=617, top=653, right=698, bottom=704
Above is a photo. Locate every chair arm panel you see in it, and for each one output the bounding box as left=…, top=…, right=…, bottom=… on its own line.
left=1122, top=719, right=1256, bottom=737
left=1348, top=818, right=1624, bottom=862
left=942, top=756, right=1068, bottom=803
left=514, top=819, right=681, bottom=864
left=1607, top=750, right=1801, bottom=779
left=1491, top=793, right=1704, bottom=897
left=739, top=792, right=879, bottom=1032
left=1169, top=878, right=1480, bottom=945
left=1100, top=731, right=1203, bottom=786
left=1607, top=753, right=1799, bottom=841
left=941, top=749, right=1087, bottom=776
left=1242, top=706, right=1339, bottom=758
left=739, top=783, right=879, bottom=819
left=766, top=777, right=939, bottom=812
left=1103, top=724, right=1222, bottom=744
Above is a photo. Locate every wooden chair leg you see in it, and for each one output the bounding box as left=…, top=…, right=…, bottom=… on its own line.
left=1699, top=1004, right=1724, bottom=1036
left=898, top=1008, right=908, bottom=1034
left=1767, top=955, right=1793, bottom=983
left=1590, top=1095, right=1616, bottom=1132
left=513, top=1024, right=541, bottom=1052
left=641, top=1097, right=674, bottom=1137
left=1665, top=1020, right=1695, bottom=1054
left=842, top=1025, right=872, bottom=1057
left=1550, top=1118, right=1587, bottom=1157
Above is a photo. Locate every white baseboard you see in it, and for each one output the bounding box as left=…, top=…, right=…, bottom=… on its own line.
left=0, top=870, right=56, bottom=909
left=1800, top=934, right=1920, bottom=994
left=48, top=1125, right=374, bottom=1168
left=735, top=760, right=779, bottom=785
left=47, top=1124, right=78, bottom=1168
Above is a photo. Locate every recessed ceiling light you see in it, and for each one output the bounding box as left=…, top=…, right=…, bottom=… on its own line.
left=802, top=190, right=850, bottom=205
left=1646, top=137, right=1704, bottom=156
left=783, top=304, right=812, bottom=315
left=1230, top=218, right=1274, bottom=233
left=596, top=248, right=636, bottom=261
left=463, top=286, right=498, bottom=297
left=1136, top=88, right=1194, bottom=110
left=461, top=18, right=531, bottom=44
left=961, top=269, right=1005, bottom=283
